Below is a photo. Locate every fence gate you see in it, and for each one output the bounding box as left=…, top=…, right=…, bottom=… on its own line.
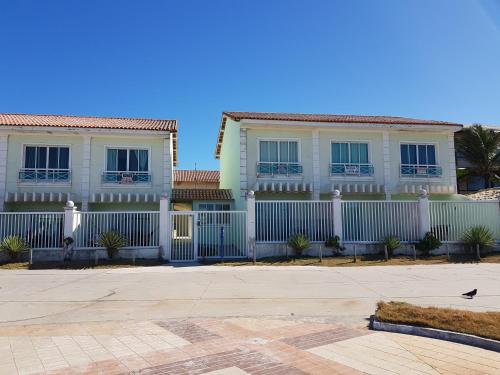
left=170, top=212, right=196, bottom=262
left=169, top=211, right=248, bottom=262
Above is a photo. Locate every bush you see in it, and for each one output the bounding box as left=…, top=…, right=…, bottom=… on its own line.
left=381, top=236, right=400, bottom=258
left=416, top=232, right=442, bottom=257
left=0, top=236, right=30, bottom=260
left=325, top=235, right=344, bottom=255
left=98, top=231, right=127, bottom=259
left=462, top=226, right=495, bottom=255
left=288, top=234, right=310, bottom=258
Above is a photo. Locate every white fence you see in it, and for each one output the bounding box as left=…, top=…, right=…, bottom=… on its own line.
left=342, top=201, right=420, bottom=243
left=74, top=211, right=160, bottom=249
left=256, top=201, right=335, bottom=242
left=0, top=212, right=64, bottom=249
left=430, top=201, right=500, bottom=242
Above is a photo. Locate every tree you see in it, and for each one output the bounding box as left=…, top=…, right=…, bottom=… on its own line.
left=456, top=125, right=500, bottom=189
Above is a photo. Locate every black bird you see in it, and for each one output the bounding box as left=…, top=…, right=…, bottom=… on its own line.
left=462, top=289, right=477, bottom=299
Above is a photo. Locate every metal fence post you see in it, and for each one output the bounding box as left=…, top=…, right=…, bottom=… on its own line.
left=418, top=189, right=431, bottom=239
left=247, top=191, right=256, bottom=261
left=159, top=194, right=171, bottom=261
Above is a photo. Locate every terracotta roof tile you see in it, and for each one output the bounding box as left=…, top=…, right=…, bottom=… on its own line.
left=0, top=113, right=177, bottom=132
left=172, top=189, right=233, bottom=201
left=174, top=170, right=219, bottom=183
left=215, top=111, right=463, bottom=158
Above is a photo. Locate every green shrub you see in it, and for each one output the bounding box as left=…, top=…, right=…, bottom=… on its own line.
left=288, top=234, right=310, bottom=258
left=98, top=231, right=127, bottom=259
left=381, top=236, right=400, bottom=258
left=462, top=226, right=495, bottom=255
left=0, top=236, right=30, bottom=260
left=325, top=235, right=344, bottom=255
left=416, top=232, right=442, bottom=257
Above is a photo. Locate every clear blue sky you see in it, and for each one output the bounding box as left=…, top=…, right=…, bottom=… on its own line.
left=1, top=0, right=500, bottom=170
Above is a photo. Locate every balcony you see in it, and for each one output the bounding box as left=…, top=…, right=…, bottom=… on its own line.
left=330, top=163, right=374, bottom=177
left=400, top=164, right=442, bottom=178
left=102, top=171, right=151, bottom=184
left=257, top=162, right=303, bottom=177
left=18, top=169, right=71, bottom=184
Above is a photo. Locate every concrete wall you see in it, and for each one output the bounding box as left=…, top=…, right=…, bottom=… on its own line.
left=219, top=119, right=243, bottom=208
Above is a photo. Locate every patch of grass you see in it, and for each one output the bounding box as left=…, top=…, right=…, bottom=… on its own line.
left=204, top=253, right=500, bottom=267
left=375, top=301, right=500, bottom=341
left=0, top=259, right=165, bottom=270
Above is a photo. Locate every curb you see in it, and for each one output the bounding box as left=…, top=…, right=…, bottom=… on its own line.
left=369, top=316, right=500, bottom=353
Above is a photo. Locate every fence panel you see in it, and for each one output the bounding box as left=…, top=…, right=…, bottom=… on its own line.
left=256, top=201, right=335, bottom=242
left=430, top=201, right=500, bottom=242
left=198, top=211, right=247, bottom=258
left=0, top=212, right=64, bottom=249
left=74, top=211, right=160, bottom=248
left=342, top=201, right=420, bottom=242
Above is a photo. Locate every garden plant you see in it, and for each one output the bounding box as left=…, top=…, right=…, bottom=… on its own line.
left=462, top=225, right=495, bottom=258
left=381, top=236, right=400, bottom=259
left=288, top=234, right=310, bottom=259
left=0, top=235, right=30, bottom=260
left=415, top=232, right=442, bottom=257
left=98, top=231, right=127, bottom=259
left=325, top=235, right=344, bottom=256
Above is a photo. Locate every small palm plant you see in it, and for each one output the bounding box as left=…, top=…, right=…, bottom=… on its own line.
left=462, top=226, right=494, bottom=258
left=98, top=231, right=127, bottom=259
left=0, top=235, right=30, bottom=260
left=325, top=235, right=344, bottom=256
left=416, top=232, right=442, bottom=257
left=288, top=234, right=310, bottom=259
left=381, top=236, right=400, bottom=259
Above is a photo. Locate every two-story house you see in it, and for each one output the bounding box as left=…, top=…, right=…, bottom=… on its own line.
left=215, top=112, right=463, bottom=209
left=0, top=113, right=177, bottom=211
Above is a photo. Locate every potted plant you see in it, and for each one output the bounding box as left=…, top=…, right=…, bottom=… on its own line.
left=325, top=235, right=344, bottom=256
left=462, top=225, right=494, bottom=259
left=98, top=231, right=127, bottom=259
left=415, top=232, right=442, bottom=257
left=381, top=236, right=400, bottom=260
left=288, top=234, right=310, bottom=259
left=0, top=235, right=30, bottom=261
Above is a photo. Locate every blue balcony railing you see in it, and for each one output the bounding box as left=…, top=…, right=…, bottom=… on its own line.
left=257, top=162, right=303, bottom=177
left=102, top=171, right=151, bottom=184
left=18, top=169, right=71, bottom=183
left=400, top=164, right=442, bottom=177
left=330, top=163, right=374, bottom=176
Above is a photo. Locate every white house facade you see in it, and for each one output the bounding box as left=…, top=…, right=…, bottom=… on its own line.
left=215, top=112, right=463, bottom=209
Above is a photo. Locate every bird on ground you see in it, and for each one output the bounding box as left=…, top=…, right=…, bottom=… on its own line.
left=462, top=289, right=477, bottom=299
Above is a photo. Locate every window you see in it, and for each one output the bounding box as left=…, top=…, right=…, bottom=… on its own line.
left=331, top=142, right=369, bottom=164
left=259, top=140, right=299, bottom=163
left=24, top=146, right=69, bottom=170
left=106, top=148, right=149, bottom=172
left=400, top=144, right=436, bottom=165
left=198, top=203, right=231, bottom=225
left=198, top=203, right=231, bottom=211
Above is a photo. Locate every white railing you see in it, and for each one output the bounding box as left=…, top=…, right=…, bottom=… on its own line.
left=18, top=169, right=71, bottom=183
left=73, top=211, right=160, bottom=249
left=198, top=211, right=247, bottom=258
left=430, top=201, right=500, bottom=242
left=342, top=201, right=420, bottom=243
left=256, top=201, right=335, bottom=242
left=0, top=212, right=64, bottom=249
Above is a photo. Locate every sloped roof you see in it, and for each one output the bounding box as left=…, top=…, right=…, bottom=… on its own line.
left=0, top=113, right=178, bottom=165
left=172, top=189, right=233, bottom=201
left=215, top=111, right=463, bottom=158
left=174, top=170, right=219, bottom=183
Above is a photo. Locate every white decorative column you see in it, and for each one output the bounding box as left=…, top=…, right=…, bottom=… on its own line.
left=382, top=131, right=392, bottom=200
left=332, top=190, right=343, bottom=242
left=240, top=128, right=248, bottom=202
left=63, top=201, right=77, bottom=239
left=312, top=129, right=321, bottom=200
left=418, top=189, right=431, bottom=238
left=448, top=134, right=457, bottom=193
left=246, top=190, right=256, bottom=259
left=0, top=135, right=8, bottom=212
left=80, top=136, right=91, bottom=211
left=163, top=136, right=173, bottom=193
left=159, top=194, right=171, bottom=261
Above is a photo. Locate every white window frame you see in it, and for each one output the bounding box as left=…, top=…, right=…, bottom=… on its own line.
left=399, top=141, right=441, bottom=180
left=19, top=144, right=72, bottom=185
left=257, top=138, right=302, bottom=163
left=330, top=140, right=372, bottom=164
left=104, top=146, right=151, bottom=172
left=329, top=139, right=374, bottom=180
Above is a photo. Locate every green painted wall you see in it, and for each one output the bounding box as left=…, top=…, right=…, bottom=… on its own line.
left=219, top=119, right=243, bottom=208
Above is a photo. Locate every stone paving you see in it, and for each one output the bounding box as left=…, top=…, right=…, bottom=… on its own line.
left=0, top=318, right=499, bottom=375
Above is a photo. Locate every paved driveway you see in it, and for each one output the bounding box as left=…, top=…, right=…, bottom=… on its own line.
left=0, top=264, right=499, bottom=374
left=0, top=264, right=499, bottom=326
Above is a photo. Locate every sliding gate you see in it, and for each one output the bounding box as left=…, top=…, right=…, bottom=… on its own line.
left=170, top=211, right=247, bottom=262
